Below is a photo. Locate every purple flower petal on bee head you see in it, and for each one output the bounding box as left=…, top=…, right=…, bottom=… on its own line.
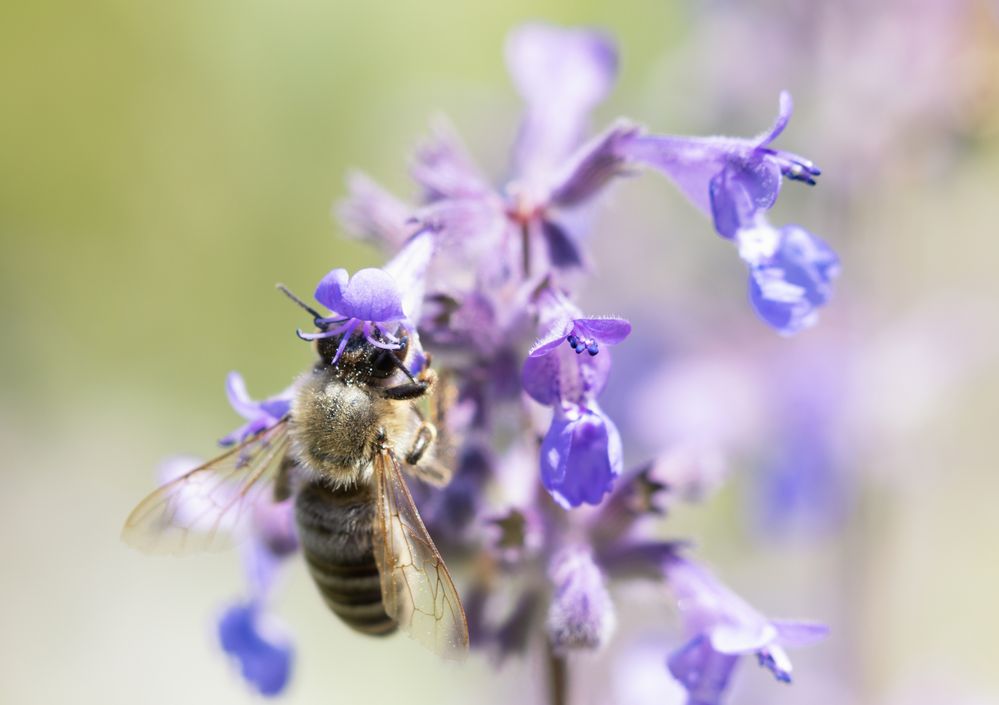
left=546, top=546, right=616, bottom=652
left=541, top=405, right=622, bottom=508
left=506, top=23, right=618, bottom=179
left=314, top=267, right=405, bottom=323
left=218, top=602, right=293, bottom=697
left=744, top=224, right=840, bottom=335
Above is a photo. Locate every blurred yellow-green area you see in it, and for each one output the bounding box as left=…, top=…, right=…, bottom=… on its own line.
left=1, top=1, right=998, bottom=704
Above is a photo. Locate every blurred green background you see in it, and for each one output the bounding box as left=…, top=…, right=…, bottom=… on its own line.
left=1, top=1, right=997, bottom=704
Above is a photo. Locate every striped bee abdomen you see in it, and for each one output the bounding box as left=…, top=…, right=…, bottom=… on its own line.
left=294, top=480, right=397, bottom=636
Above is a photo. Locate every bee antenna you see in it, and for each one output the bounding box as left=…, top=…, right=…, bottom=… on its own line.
left=276, top=284, right=326, bottom=328
left=390, top=353, right=418, bottom=383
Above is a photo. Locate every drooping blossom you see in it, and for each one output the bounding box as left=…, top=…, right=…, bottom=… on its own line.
left=663, top=555, right=828, bottom=704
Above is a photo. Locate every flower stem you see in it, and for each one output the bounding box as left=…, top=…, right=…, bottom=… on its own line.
left=546, top=643, right=567, bottom=705
left=521, top=222, right=532, bottom=278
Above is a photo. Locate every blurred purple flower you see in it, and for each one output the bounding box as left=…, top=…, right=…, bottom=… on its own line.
left=740, top=223, right=841, bottom=335
left=546, top=546, right=616, bottom=652
left=218, top=602, right=293, bottom=698
left=664, top=555, right=827, bottom=703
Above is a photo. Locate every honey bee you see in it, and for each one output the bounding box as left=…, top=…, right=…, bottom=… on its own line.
left=123, top=293, right=469, bottom=659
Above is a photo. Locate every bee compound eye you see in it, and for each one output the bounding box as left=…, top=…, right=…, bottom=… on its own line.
left=370, top=349, right=397, bottom=377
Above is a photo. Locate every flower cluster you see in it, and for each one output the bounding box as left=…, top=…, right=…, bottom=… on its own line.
left=176, top=22, right=833, bottom=704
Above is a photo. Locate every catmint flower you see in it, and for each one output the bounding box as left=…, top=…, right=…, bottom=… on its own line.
left=523, top=289, right=630, bottom=508
left=625, top=92, right=819, bottom=239
left=546, top=546, right=616, bottom=652
left=219, top=372, right=292, bottom=446
left=663, top=555, right=827, bottom=703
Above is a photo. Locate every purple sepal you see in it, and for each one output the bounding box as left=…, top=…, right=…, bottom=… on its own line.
left=541, top=405, right=622, bottom=509
left=744, top=225, right=840, bottom=335
left=314, top=267, right=405, bottom=323
left=546, top=546, right=616, bottom=652
left=219, top=372, right=292, bottom=447
left=506, top=23, right=618, bottom=180
left=218, top=602, right=293, bottom=698
left=541, top=219, right=584, bottom=269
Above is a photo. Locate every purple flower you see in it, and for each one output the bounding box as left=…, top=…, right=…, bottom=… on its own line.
left=663, top=555, right=827, bottom=703
left=546, top=546, right=616, bottom=652
left=218, top=602, right=293, bottom=697
left=302, top=230, right=434, bottom=364
left=626, top=92, right=820, bottom=239
left=506, top=23, right=618, bottom=184
left=219, top=372, right=292, bottom=447
left=740, top=223, right=840, bottom=335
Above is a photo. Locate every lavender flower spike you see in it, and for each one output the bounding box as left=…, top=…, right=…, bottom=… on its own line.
left=219, top=372, right=292, bottom=446
left=664, top=555, right=827, bottom=704
left=625, top=91, right=820, bottom=238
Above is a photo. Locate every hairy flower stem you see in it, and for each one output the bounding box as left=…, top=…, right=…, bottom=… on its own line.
left=546, top=643, right=568, bottom=705
left=521, top=222, right=532, bottom=278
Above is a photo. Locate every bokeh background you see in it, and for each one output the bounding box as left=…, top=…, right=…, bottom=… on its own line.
left=2, top=1, right=997, bottom=704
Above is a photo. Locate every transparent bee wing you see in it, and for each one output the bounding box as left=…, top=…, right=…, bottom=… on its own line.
left=372, top=449, right=469, bottom=659
left=122, top=420, right=292, bottom=555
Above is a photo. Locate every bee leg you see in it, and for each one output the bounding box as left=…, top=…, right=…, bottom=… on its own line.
left=382, top=381, right=430, bottom=401
left=383, top=368, right=437, bottom=401
left=405, top=422, right=436, bottom=465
